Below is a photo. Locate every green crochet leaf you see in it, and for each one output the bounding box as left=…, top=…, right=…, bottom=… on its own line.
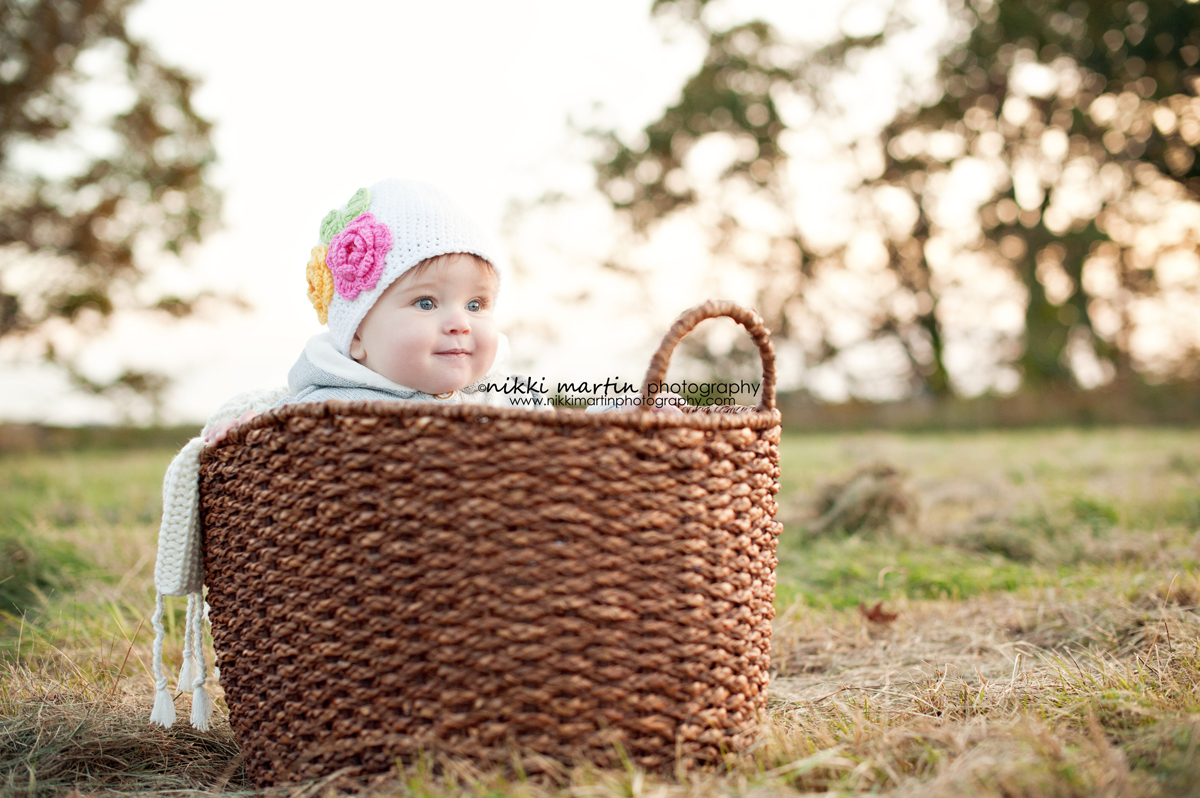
left=317, top=188, right=371, bottom=244
left=345, top=187, right=371, bottom=219
left=319, top=209, right=345, bottom=245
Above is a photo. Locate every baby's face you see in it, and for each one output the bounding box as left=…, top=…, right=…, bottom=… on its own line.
left=349, top=254, right=499, bottom=395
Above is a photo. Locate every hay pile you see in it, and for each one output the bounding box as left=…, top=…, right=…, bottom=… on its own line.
left=805, top=463, right=918, bottom=536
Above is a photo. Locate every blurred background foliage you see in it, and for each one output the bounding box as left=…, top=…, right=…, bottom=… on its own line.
left=0, top=0, right=221, bottom=415
left=593, top=0, right=1200, bottom=399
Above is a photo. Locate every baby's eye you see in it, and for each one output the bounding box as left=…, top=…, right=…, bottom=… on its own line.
left=415, top=297, right=435, bottom=310
left=466, top=299, right=482, bottom=312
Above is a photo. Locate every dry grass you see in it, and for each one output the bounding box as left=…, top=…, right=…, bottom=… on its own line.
left=0, top=665, right=244, bottom=796
left=1, top=428, right=1199, bottom=796
left=8, top=582, right=1200, bottom=797
left=762, top=579, right=1200, bottom=795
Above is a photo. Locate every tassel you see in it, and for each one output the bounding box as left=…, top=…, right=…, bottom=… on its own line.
left=148, top=592, right=176, bottom=728
left=190, top=683, right=213, bottom=732
left=189, top=591, right=214, bottom=732
left=176, top=594, right=196, bottom=688
left=150, top=686, right=176, bottom=727
left=176, top=657, right=193, bottom=691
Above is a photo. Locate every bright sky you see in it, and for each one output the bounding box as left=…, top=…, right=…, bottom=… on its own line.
left=0, top=0, right=966, bottom=424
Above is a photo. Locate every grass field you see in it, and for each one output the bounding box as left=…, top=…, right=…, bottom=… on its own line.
left=2, top=428, right=1199, bottom=796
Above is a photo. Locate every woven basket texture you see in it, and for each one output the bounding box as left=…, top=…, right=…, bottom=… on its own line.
left=199, top=301, right=783, bottom=786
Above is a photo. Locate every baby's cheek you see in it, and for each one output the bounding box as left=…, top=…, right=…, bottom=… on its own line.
left=394, top=344, right=427, bottom=373
left=474, top=335, right=500, bottom=377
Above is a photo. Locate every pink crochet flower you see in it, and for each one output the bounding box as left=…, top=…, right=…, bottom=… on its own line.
left=326, top=213, right=393, bottom=300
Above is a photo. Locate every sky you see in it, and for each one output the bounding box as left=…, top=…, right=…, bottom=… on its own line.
left=0, top=0, right=957, bottom=424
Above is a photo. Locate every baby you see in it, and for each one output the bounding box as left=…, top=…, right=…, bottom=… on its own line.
left=207, top=179, right=518, bottom=443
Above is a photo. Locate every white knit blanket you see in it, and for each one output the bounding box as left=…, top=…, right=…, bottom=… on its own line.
left=149, top=387, right=290, bottom=730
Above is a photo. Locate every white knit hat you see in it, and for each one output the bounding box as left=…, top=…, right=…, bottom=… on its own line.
left=304, top=179, right=498, bottom=355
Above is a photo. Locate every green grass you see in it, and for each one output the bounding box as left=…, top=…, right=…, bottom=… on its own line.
left=1, top=428, right=1200, bottom=795
left=775, top=535, right=1049, bottom=608
left=0, top=534, right=92, bottom=618
left=0, top=448, right=177, bottom=661
left=775, top=428, right=1200, bottom=608
left=0, top=448, right=170, bottom=538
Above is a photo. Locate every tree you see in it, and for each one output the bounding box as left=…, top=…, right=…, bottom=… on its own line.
left=1, top=0, right=221, bottom=412
left=593, top=0, right=1200, bottom=396
left=885, top=0, right=1200, bottom=389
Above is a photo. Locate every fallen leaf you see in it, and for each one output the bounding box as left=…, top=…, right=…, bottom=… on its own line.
left=859, top=600, right=898, bottom=624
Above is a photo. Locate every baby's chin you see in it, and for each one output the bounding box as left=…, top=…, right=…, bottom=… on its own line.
left=404, top=363, right=490, bottom=396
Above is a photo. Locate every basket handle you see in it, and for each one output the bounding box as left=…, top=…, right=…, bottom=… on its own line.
left=641, top=300, right=777, bottom=411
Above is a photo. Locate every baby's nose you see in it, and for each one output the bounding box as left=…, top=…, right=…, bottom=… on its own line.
left=443, top=309, right=471, bottom=335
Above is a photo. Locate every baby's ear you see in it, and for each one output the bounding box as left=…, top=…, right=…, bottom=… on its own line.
left=349, top=331, right=366, bottom=363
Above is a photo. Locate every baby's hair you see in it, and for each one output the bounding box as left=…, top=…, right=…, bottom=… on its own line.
left=400, top=252, right=497, bottom=284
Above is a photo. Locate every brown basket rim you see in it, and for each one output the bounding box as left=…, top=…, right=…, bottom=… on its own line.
left=204, top=398, right=782, bottom=458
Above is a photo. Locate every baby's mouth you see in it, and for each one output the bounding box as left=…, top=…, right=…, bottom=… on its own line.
left=434, top=348, right=471, bottom=358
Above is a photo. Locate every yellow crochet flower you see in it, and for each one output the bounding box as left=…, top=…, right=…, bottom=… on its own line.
left=306, top=245, right=334, bottom=324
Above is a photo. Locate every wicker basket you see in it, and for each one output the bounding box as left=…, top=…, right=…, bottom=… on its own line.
left=200, top=301, right=783, bottom=786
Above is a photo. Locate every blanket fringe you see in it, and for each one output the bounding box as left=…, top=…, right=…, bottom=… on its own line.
left=188, top=590, right=213, bottom=731
left=190, top=684, right=213, bottom=731
left=148, top=592, right=176, bottom=728
left=177, top=593, right=197, bottom=688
